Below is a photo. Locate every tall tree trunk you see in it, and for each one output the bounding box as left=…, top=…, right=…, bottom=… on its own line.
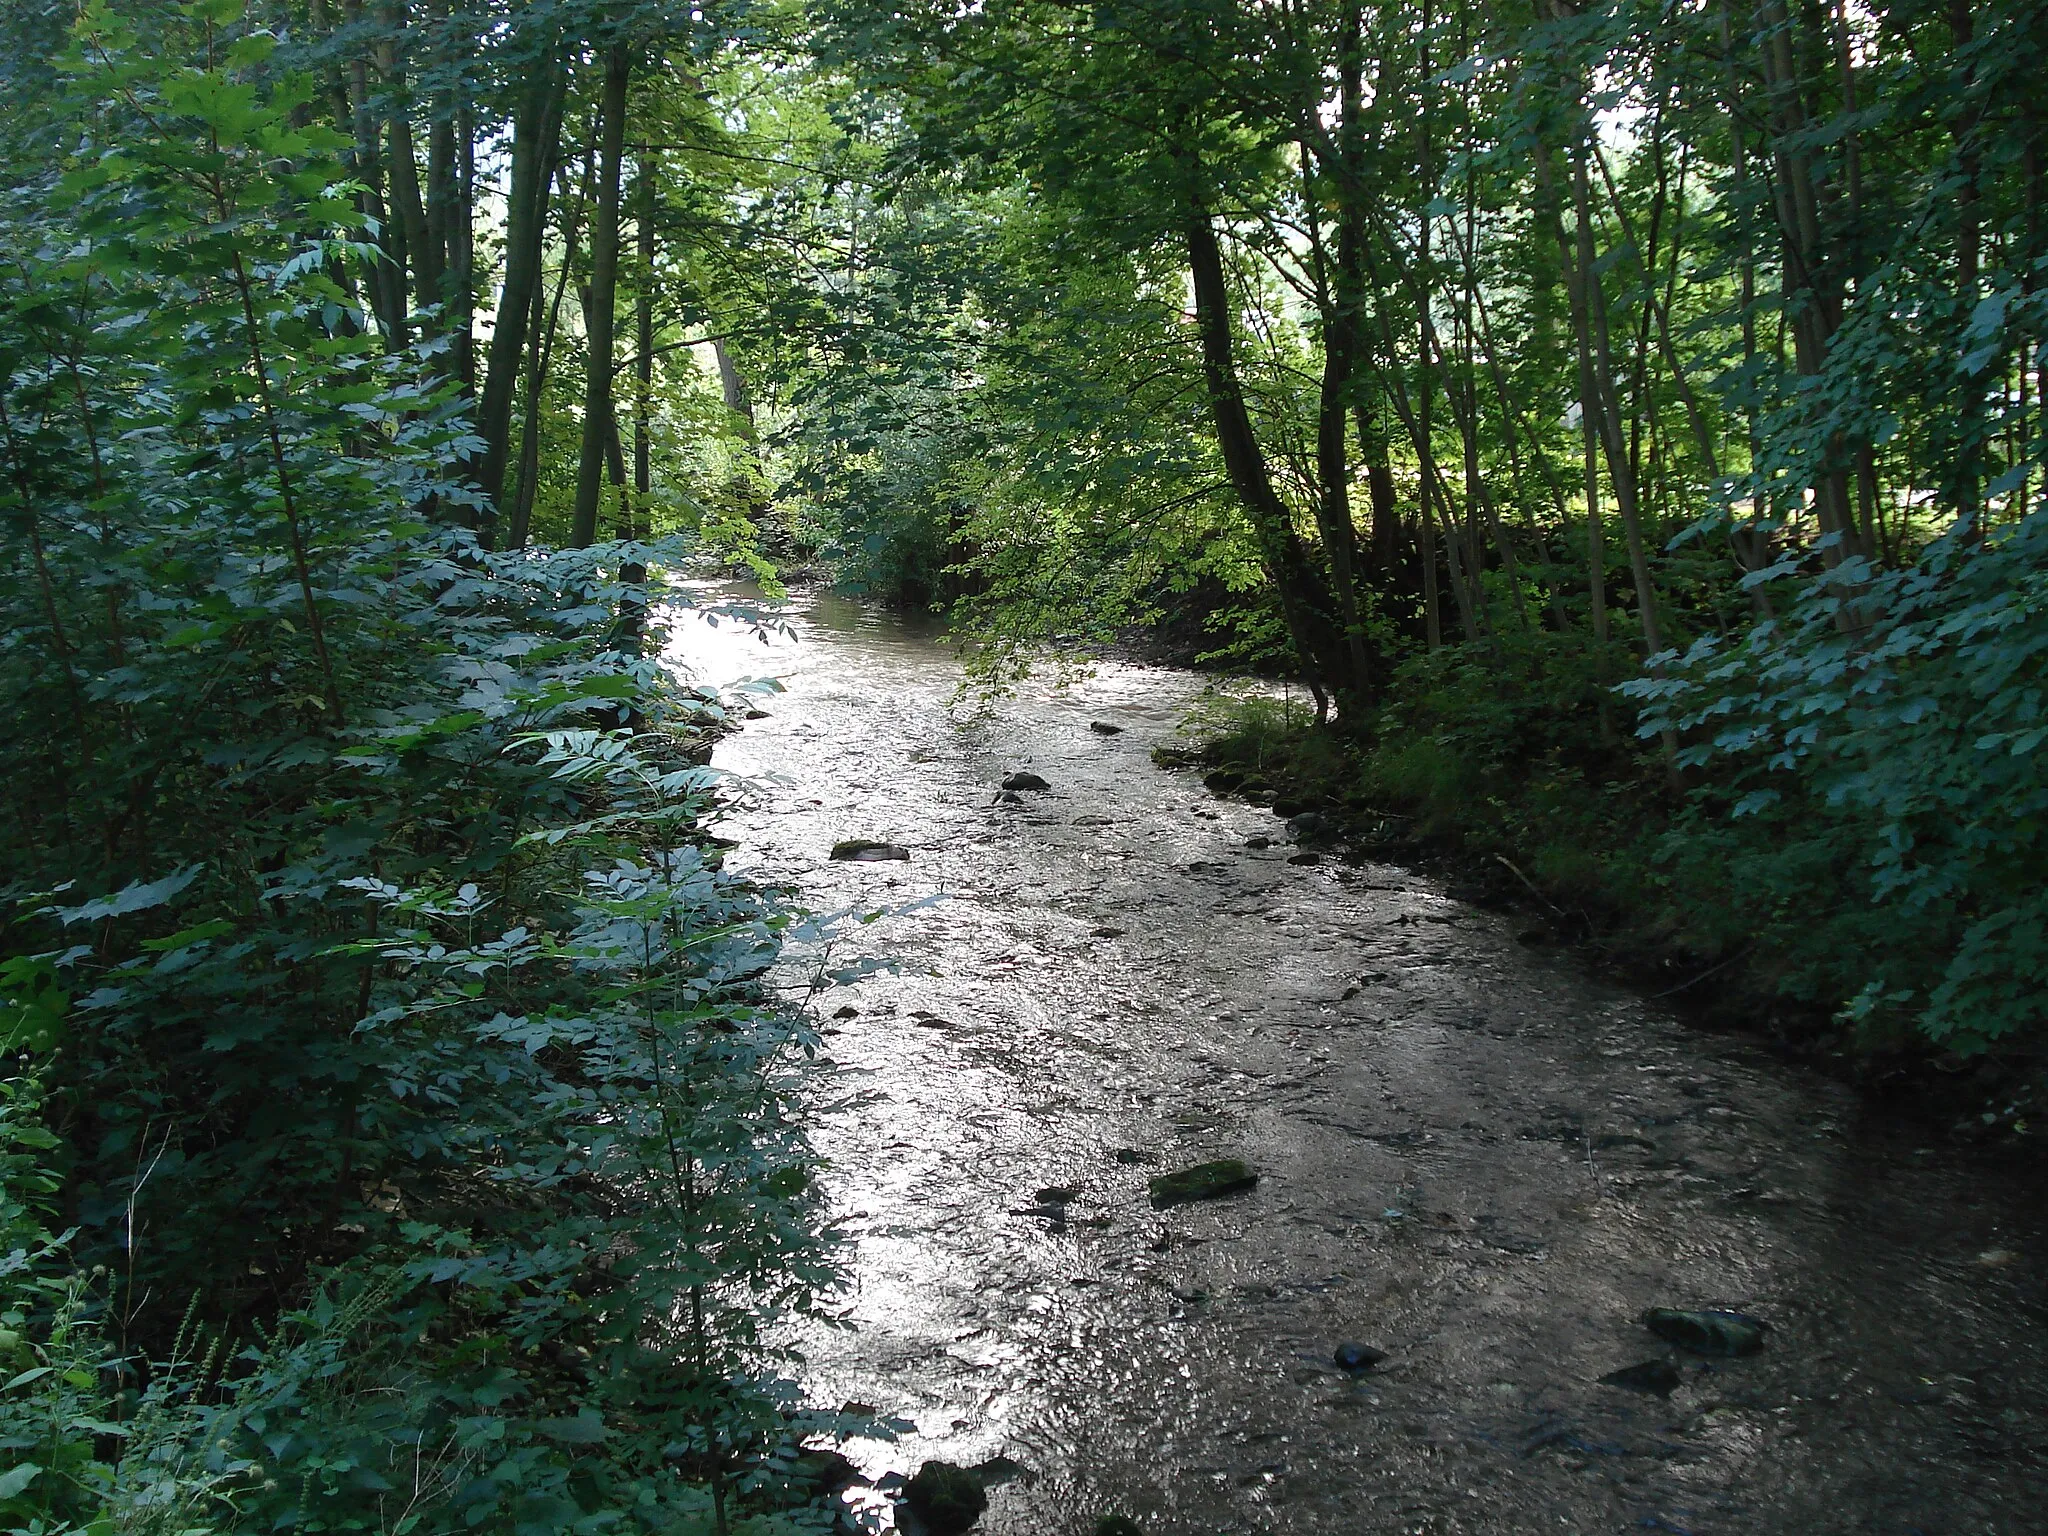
left=1755, top=0, right=1868, bottom=562
left=711, top=339, right=757, bottom=438
left=570, top=43, right=632, bottom=549
left=617, top=153, right=656, bottom=659
left=1533, top=137, right=1617, bottom=738
left=381, top=4, right=436, bottom=327
left=1183, top=202, right=1346, bottom=691
left=507, top=153, right=591, bottom=551
left=476, top=39, right=567, bottom=518
left=1308, top=5, right=1376, bottom=699
left=344, top=0, right=406, bottom=348
left=1572, top=148, right=1668, bottom=662
left=454, top=90, right=476, bottom=390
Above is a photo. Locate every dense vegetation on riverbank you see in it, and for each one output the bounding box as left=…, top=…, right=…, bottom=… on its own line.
left=0, top=4, right=868, bottom=1528
left=1, top=0, right=2041, bottom=1525
left=788, top=0, right=2046, bottom=1090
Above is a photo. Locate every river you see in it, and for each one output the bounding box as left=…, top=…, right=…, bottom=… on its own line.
left=671, top=585, right=2045, bottom=1536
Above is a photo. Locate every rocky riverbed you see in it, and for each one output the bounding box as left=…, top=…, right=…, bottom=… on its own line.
left=672, top=586, right=2045, bottom=1536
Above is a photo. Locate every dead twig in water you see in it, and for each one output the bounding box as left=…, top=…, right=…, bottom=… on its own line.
left=1494, top=853, right=1567, bottom=918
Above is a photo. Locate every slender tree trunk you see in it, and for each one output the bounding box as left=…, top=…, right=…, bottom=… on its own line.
left=571, top=43, right=632, bottom=549
left=1183, top=201, right=1345, bottom=689
left=1572, top=148, right=1668, bottom=662
left=509, top=150, right=593, bottom=551
left=476, top=39, right=567, bottom=517
left=454, top=91, right=476, bottom=390
left=380, top=4, right=437, bottom=328
left=616, top=151, right=656, bottom=660
left=1306, top=5, right=1377, bottom=700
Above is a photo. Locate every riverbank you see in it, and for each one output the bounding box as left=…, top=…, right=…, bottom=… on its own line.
left=1158, top=691, right=2042, bottom=1146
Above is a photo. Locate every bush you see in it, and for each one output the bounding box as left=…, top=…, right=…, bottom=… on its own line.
left=0, top=12, right=863, bottom=1527
left=1630, top=513, right=2048, bottom=1055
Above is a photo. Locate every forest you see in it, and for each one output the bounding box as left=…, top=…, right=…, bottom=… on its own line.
left=0, top=0, right=2041, bottom=1530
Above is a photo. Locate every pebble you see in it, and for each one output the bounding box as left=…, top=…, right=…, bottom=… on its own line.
left=1334, top=1342, right=1386, bottom=1373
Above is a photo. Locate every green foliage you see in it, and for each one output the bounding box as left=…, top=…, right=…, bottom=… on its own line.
left=1, top=6, right=863, bottom=1530
left=1631, top=509, right=2048, bottom=1054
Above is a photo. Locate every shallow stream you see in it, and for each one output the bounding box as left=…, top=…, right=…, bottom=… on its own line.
left=672, top=587, right=2044, bottom=1536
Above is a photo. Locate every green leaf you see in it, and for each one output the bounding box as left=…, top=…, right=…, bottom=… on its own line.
left=0, top=1462, right=40, bottom=1498
left=55, top=866, right=202, bottom=925
left=537, top=1413, right=609, bottom=1445
left=141, top=918, right=236, bottom=952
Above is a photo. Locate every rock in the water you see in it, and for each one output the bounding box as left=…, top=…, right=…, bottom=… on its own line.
left=1642, top=1308, right=1769, bottom=1357
left=1035, top=1185, right=1080, bottom=1205
left=832, top=1004, right=859, bottom=1019
left=1113, top=1148, right=1155, bottom=1165
left=1089, top=721, right=1124, bottom=735
left=1001, top=771, right=1051, bottom=792
left=831, top=839, right=910, bottom=862
left=1245, top=835, right=1273, bottom=849
left=745, top=708, right=772, bottom=720
left=1333, top=1341, right=1386, bottom=1373
left=1090, top=925, right=1126, bottom=938
left=1287, top=852, right=1322, bottom=866
left=993, top=788, right=1025, bottom=805
left=1096, top=1518, right=1144, bottom=1536
left=1600, top=1359, right=1683, bottom=1395
left=904, top=1460, right=988, bottom=1535
left=1286, top=810, right=1333, bottom=841
left=969, top=1454, right=1029, bottom=1487
left=789, top=1448, right=859, bottom=1492
left=1203, top=767, right=1245, bottom=793
left=1148, top=1158, right=1258, bottom=1209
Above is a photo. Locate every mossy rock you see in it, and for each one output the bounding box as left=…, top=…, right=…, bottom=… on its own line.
left=1642, top=1308, right=1768, bottom=1357
left=1147, top=1158, right=1258, bottom=1209
left=904, top=1460, right=988, bottom=1535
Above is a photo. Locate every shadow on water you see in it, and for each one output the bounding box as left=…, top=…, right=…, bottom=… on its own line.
left=668, top=584, right=2046, bottom=1536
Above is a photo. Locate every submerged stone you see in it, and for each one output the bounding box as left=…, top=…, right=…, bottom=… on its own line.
left=1334, top=1341, right=1386, bottom=1373
left=1096, top=1518, right=1144, bottom=1536
left=904, top=1460, right=988, bottom=1535
left=1599, top=1359, right=1683, bottom=1395
left=1148, top=1158, right=1258, bottom=1209
left=1089, top=721, right=1124, bottom=735
left=1002, top=771, right=1051, bottom=791
left=831, top=839, right=910, bottom=862
left=1286, top=810, right=1333, bottom=841
left=1642, top=1308, right=1769, bottom=1357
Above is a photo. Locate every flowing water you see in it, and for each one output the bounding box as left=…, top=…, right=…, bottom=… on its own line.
left=671, top=587, right=2045, bottom=1536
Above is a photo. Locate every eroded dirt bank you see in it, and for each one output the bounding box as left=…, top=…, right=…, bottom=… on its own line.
left=675, top=588, right=2045, bottom=1536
